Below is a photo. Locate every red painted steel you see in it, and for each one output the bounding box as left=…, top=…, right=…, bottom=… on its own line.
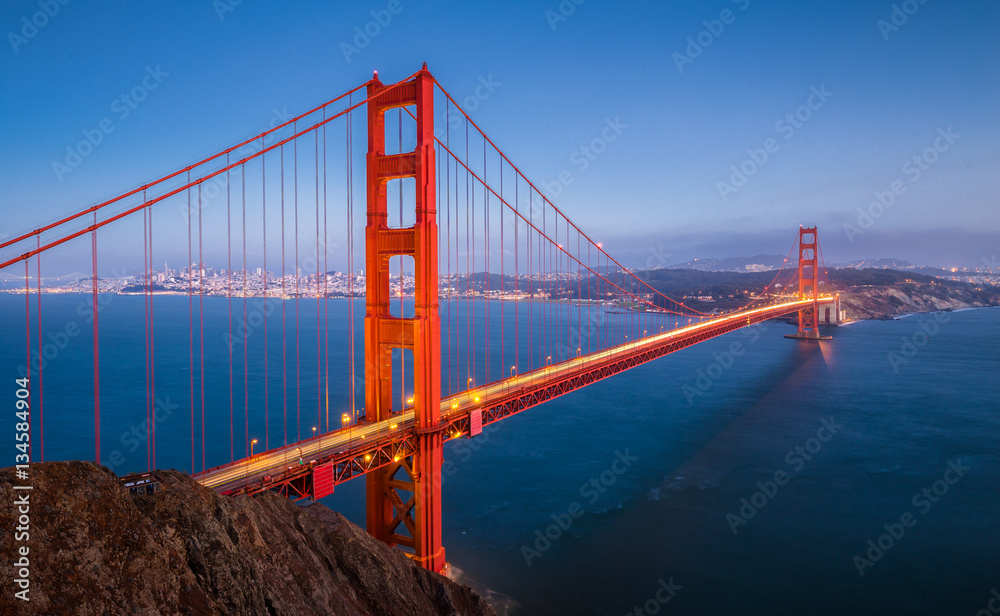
left=202, top=300, right=824, bottom=499
left=2, top=64, right=838, bottom=577
left=313, top=462, right=335, bottom=499
left=793, top=226, right=823, bottom=339
left=0, top=76, right=421, bottom=273
left=470, top=409, right=482, bottom=437
left=364, top=66, right=445, bottom=573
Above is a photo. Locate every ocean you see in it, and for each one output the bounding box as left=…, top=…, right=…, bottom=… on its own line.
left=1, top=295, right=997, bottom=615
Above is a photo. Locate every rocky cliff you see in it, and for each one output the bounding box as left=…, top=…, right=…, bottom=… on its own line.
left=839, top=281, right=1000, bottom=320
left=0, top=461, right=496, bottom=616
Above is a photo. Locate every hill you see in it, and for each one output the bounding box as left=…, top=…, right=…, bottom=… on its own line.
left=638, top=267, right=1000, bottom=318
left=0, top=462, right=495, bottom=616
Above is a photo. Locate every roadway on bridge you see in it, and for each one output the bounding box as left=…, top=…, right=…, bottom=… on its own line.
left=195, top=299, right=817, bottom=494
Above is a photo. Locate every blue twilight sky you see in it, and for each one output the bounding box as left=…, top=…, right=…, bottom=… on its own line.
left=1, top=0, right=998, bottom=273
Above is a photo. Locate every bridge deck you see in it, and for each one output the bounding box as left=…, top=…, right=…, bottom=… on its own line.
left=194, top=299, right=821, bottom=498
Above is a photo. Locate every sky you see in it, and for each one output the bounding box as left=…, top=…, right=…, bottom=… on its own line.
left=1, top=0, right=998, bottom=273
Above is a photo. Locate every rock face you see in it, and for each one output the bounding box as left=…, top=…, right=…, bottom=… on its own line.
left=0, top=462, right=496, bottom=616
left=839, top=282, right=1000, bottom=320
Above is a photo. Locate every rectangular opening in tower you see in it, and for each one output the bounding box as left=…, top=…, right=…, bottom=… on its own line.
left=386, top=177, right=417, bottom=229
left=388, top=255, right=415, bottom=318
left=389, top=347, right=415, bottom=416
left=382, top=106, right=417, bottom=155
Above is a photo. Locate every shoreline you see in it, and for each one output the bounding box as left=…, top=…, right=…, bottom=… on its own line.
left=850, top=303, right=999, bottom=323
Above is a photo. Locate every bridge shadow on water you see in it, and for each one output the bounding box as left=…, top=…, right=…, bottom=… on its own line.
left=413, top=315, right=998, bottom=616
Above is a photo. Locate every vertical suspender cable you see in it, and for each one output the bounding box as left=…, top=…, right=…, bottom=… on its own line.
left=144, top=208, right=150, bottom=470
left=527, top=188, right=532, bottom=370
left=149, top=196, right=156, bottom=468
left=227, top=155, right=234, bottom=462
left=316, top=126, right=322, bottom=433
left=465, top=119, right=471, bottom=387
left=199, top=184, right=205, bottom=471
left=188, top=171, right=194, bottom=473
left=445, top=102, right=452, bottom=396
left=295, top=125, right=301, bottom=441
left=262, top=141, right=269, bottom=452
left=483, top=139, right=489, bottom=383
left=396, top=107, right=402, bottom=410
left=514, top=175, right=519, bottom=371
left=92, top=212, right=100, bottom=464
left=434, top=142, right=442, bottom=396
left=243, top=163, right=249, bottom=457
left=281, top=145, right=287, bottom=446
left=35, top=237, right=43, bottom=461
left=346, top=99, right=355, bottom=420
left=323, top=110, right=330, bottom=432
left=25, top=261, right=31, bottom=462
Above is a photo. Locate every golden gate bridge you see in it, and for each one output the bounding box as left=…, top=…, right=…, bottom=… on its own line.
left=1, top=65, right=838, bottom=574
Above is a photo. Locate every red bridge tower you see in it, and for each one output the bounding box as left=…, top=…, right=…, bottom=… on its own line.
left=364, top=66, right=446, bottom=572
left=786, top=226, right=832, bottom=340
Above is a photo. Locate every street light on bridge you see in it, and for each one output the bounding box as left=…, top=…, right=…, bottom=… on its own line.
left=510, top=365, right=517, bottom=378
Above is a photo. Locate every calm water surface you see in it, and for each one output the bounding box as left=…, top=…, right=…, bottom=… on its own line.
left=1, top=295, right=996, bottom=614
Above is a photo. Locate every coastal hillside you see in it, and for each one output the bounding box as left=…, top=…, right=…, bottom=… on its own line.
left=640, top=267, right=1000, bottom=318
left=0, top=462, right=495, bottom=616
